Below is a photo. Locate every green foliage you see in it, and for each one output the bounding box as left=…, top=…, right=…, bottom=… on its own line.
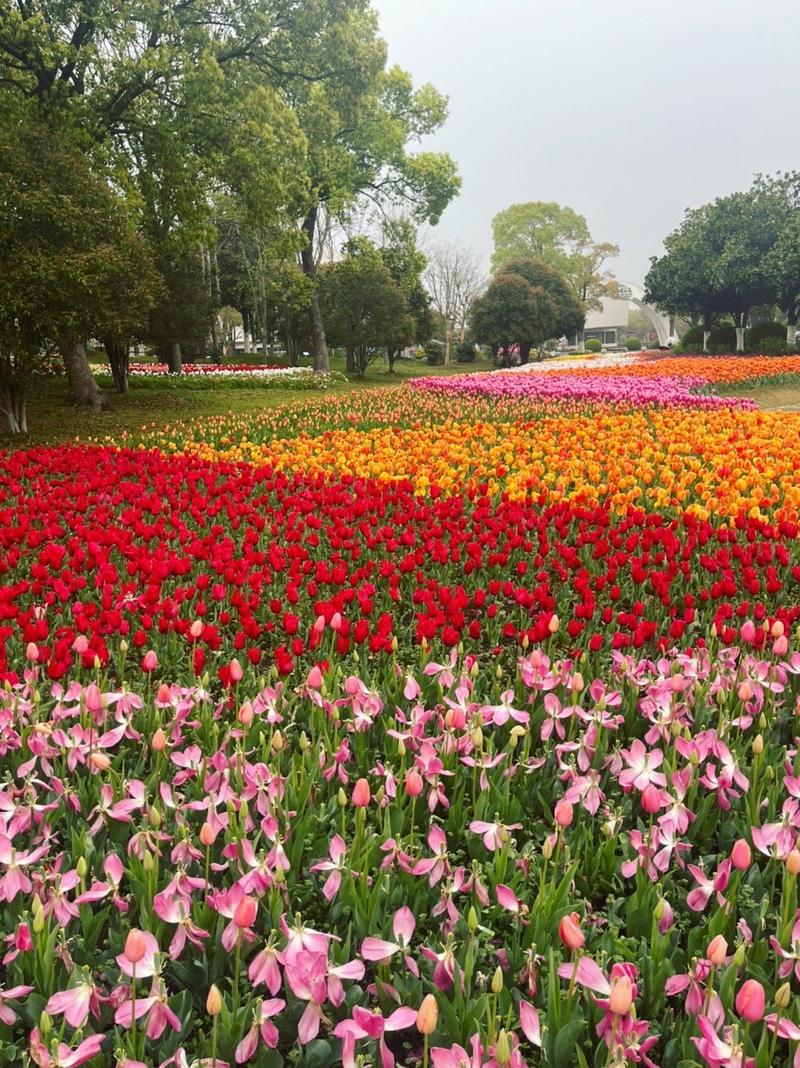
left=491, top=201, right=619, bottom=310
left=0, top=96, right=158, bottom=430
left=584, top=338, right=602, bottom=353
left=708, top=323, right=737, bottom=350
left=471, top=258, right=584, bottom=363
left=760, top=337, right=793, bottom=356
left=319, top=239, right=414, bottom=377
left=624, top=336, right=642, bottom=350
left=454, top=339, right=478, bottom=362
left=747, top=321, right=786, bottom=348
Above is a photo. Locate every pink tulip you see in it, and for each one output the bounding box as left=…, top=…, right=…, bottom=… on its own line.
left=352, top=778, right=371, bottom=808
left=141, top=650, right=158, bottom=673
left=559, top=912, right=584, bottom=951
left=731, top=838, right=751, bottom=871
left=735, top=979, right=765, bottom=1022
left=554, top=799, right=573, bottom=827
left=234, top=895, right=258, bottom=930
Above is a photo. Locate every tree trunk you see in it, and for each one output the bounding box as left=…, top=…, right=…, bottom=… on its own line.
left=702, top=331, right=710, bottom=352
left=787, top=304, right=797, bottom=349
left=345, top=348, right=356, bottom=375
left=519, top=342, right=531, bottom=365
left=735, top=323, right=745, bottom=353
left=104, top=337, right=130, bottom=394
left=165, top=340, right=182, bottom=374
left=63, top=341, right=105, bottom=409
left=0, top=381, right=27, bottom=434
left=444, top=324, right=452, bottom=366
left=300, top=204, right=330, bottom=373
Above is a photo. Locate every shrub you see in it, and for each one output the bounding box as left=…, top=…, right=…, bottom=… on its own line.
left=624, top=337, right=641, bottom=351
left=584, top=338, right=602, bottom=353
left=747, top=321, right=787, bottom=349
left=454, top=339, right=478, bottom=362
left=760, top=336, right=793, bottom=356
left=425, top=344, right=443, bottom=365
left=708, top=323, right=737, bottom=350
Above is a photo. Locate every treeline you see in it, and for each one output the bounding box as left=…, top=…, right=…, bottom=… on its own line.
left=645, top=174, right=800, bottom=353
left=0, top=1, right=460, bottom=431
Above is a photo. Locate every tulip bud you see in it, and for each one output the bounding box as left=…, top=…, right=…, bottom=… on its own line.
left=142, top=650, right=158, bottom=673
left=641, top=785, right=662, bottom=814
left=26, top=642, right=39, bottom=661
left=731, top=839, right=751, bottom=871
left=787, top=850, right=800, bottom=876
left=405, top=769, right=424, bottom=797
left=470, top=727, right=484, bottom=749
left=732, top=943, right=746, bottom=968
left=234, top=895, right=258, bottom=930
left=397, top=737, right=407, bottom=756
left=32, top=909, right=45, bottom=934
left=151, top=727, right=167, bottom=752
left=467, top=906, right=479, bottom=932
left=558, top=912, right=585, bottom=951
left=776, top=982, right=792, bottom=1008
left=299, top=731, right=310, bottom=752
left=774, top=635, right=789, bottom=657
left=271, top=729, right=284, bottom=753
left=190, top=619, right=204, bottom=639
left=752, top=734, right=764, bottom=755
left=707, top=935, right=728, bottom=966
left=352, top=778, right=371, bottom=808
left=76, top=856, right=88, bottom=879
left=494, top=1030, right=511, bottom=1066
left=542, top=836, right=554, bottom=860
left=337, top=787, right=347, bottom=808
left=89, top=752, right=111, bottom=772
left=206, top=984, right=223, bottom=1016
left=142, top=851, right=154, bottom=872
left=608, top=975, right=633, bottom=1016
left=772, top=619, right=785, bottom=638
left=200, top=822, right=217, bottom=847
left=124, top=929, right=147, bottom=964
left=491, top=966, right=504, bottom=994
left=548, top=614, right=559, bottom=634
left=39, top=1010, right=52, bottom=1037
left=554, top=798, right=573, bottom=828
left=416, top=993, right=438, bottom=1035
left=238, top=701, right=254, bottom=727
left=734, top=978, right=764, bottom=1021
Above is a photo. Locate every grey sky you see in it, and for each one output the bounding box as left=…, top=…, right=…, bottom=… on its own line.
left=374, top=0, right=800, bottom=284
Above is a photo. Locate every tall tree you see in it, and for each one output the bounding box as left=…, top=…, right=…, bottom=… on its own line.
left=491, top=202, right=618, bottom=310
left=379, top=219, right=433, bottom=371
left=0, top=0, right=307, bottom=393
left=0, top=98, right=157, bottom=430
left=424, top=242, right=485, bottom=364
left=471, top=258, right=584, bottom=364
left=288, top=7, right=460, bottom=372
left=319, top=238, right=414, bottom=377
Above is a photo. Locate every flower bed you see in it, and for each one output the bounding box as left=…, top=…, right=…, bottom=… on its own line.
left=97, top=365, right=348, bottom=390
left=2, top=630, right=800, bottom=1067
left=410, top=372, right=754, bottom=409
left=6, top=363, right=800, bottom=1065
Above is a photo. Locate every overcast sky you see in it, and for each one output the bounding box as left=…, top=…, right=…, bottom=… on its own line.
left=373, top=0, right=800, bottom=284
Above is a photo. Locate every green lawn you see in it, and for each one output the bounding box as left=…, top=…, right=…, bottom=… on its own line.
left=1, top=355, right=486, bottom=448
left=720, top=381, right=800, bottom=410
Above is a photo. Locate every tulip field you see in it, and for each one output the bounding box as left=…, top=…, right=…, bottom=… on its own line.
left=6, top=352, right=800, bottom=1068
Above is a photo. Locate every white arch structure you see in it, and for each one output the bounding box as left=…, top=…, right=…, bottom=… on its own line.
left=616, top=283, right=672, bottom=347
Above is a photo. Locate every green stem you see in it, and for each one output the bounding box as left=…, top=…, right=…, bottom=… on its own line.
left=232, top=934, right=242, bottom=1016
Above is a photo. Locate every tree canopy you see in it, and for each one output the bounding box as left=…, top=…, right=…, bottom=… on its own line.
left=645, top=177, right=799, bottom=351
left=471, top=258, right=585, bottom=364
left=319, top=238, right=414, bottom=377
left=490, top=202, right=618, bottom=311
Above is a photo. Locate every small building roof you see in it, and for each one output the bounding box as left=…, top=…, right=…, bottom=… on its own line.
left=584, top=297, right=631, bottom=330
